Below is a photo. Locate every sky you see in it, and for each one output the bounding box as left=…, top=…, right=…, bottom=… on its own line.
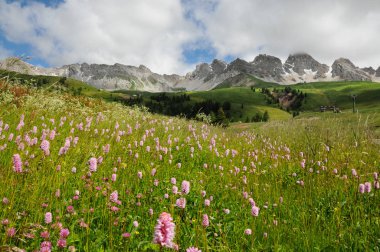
left=0, top=0, right=380, bottom=74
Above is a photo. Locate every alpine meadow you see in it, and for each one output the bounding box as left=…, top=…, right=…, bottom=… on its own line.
left=1, top=0, right=380, bottom=251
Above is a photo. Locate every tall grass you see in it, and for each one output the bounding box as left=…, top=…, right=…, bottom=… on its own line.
left=0, top=80, right=379, bottom=251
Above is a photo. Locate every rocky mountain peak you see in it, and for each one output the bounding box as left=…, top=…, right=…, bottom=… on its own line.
left=361, top=66, right=375, bottom=75
left=284, top=53, right=329, bottom=78
left=376, top=67, right=380, bottom=77
left=138, top=64, right=151, bottom=73
left=189, top=63, right=212, bottom=79
left=331, top=58, right=371, bottom=81
left=251, top=54, right=284, bottom=81
left=226, top=58, right=254, bottom=73
left=211, top=59, right=227, bottom=74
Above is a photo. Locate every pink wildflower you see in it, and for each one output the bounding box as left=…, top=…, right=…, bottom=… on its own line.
left=172, top=186, right=178, bottom=194
left=110, top=191, right=118, bottom=203
left=2, top=197, right=9, bottom=205
left=88, top=157, right=97, bottom=172
left=151, top=168, right=157, bottom=176
left=12, top=154, right=22, bottom=173
left=359, top=184, right=365, bottom=194
left=40, top=241, right=52, bottom=251
left=176, top=198, right=186, bottom=209
left=364, top=182, right=372, bottom=193
left=171, top=177, right=176, bottom=184
left=67, top=205, right=74, bottom=213
left=40, top=231, right=50, bottom=239
left=153, top=212, right=176, bottom=249
left=40, top=140, right=50, bottom=156
left=251, top=206, right=260, bottom=217
left=45, top=212, right=52, bottom=224
left=6, top=227, right=16, bottom=237
left=122, top=232, right=131, bottom=238
left=249, top=198, right=255, bottom=207
left=202, top=214, right=209, bottom=227
left=204, top=199, right=210, bottom=207
left=352, top=169, right=357, bottom=177
left=244, top=229, right=252, bottom=235
left=181, top=180, right=190, bottom=194
left=187, top=247, right=202, bottom=252
left=57, top=239, right=67, bottom=248
left=60, top=228, right=70, bottom=238
left=375, top=181, right=380, bottom=189
left=111, top=173, right=117, bottom=182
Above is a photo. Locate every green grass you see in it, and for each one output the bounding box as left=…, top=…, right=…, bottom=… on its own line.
left=293, top=81, right=380, bottom=113
left=1, top=80, right=380, bottom=251
left=2, top=69, right=380, bottom=123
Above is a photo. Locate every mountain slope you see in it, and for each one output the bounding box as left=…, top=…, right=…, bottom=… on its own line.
left=1, top=53, right=379, bottom=92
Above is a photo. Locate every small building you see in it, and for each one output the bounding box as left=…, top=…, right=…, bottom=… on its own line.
left=320, top=106, right=340, bottom=113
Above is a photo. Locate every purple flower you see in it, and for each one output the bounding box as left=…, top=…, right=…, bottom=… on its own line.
left=172, top=186, right=178, bottom=194
left=40, top=140, right=50, bottom=156
left=359, top=184, right=365, bottom=194
left=57, top=238, right=67, bottom=248
left=171, top=177, right=176, bottom=185
left=201, top=190, right=206, bottom=197
left=153, top=212, right=176, bottom=249
left=176, top=198, right=186, bottom=209
left=202, top=214, right=209, bottom=227
left=111, top=173, right=117, bottom=182
left=110, top=191, right=118, bottom=203
left=40, top=241, right=52, bottom=252
left=251, top=206, right=260, bottom=217
left=12, top=154, right=22, bottom=173
left=122, top=232, right=131, bottom=238
left=60, top=228, right=70, bottom=238
left=352, top=169, right=357, bottom=177
left=244, top=229, right=252, bottom=235
left=40, top=231, right=50, bottom=239
left=88, top=157, right=97, bottom=172
left=45, top=212, right=52, bottom=224
left=204, top=199, right=210, bottom=207
left=364, top=182, right=372, bottom=193
left=181, top=180, right=190, bottom=194
left=67, top=205, right=74, bottom=213
left=187, top=247, right=202, bottom=252
left=6, top=227, right=16, bottom=237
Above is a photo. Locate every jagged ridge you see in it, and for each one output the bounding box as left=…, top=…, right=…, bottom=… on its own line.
left=0, top=53, right=379, bottom=92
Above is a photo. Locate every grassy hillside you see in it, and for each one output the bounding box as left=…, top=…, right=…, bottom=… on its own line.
left=293, top=81, right=380, bottom=113
left=1, top=79, right=380, bottom=251
left=0, top=69, right=123, bottom=101
left=2, top=69, right=380, bottom=126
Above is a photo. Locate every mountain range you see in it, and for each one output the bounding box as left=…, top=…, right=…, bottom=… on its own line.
left=1, top=53, right=379, bottom=92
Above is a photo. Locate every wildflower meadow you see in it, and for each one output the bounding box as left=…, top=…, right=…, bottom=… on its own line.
left=0, top=81, right=379, bottom=251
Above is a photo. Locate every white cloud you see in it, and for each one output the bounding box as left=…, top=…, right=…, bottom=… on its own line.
left=1, top=0, right=380, bottom=74
left=0, top=0, right=200, bottom=74
left=0, top=43, right=11, bottom=60
left=194, top=0, right=380, bottom=68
